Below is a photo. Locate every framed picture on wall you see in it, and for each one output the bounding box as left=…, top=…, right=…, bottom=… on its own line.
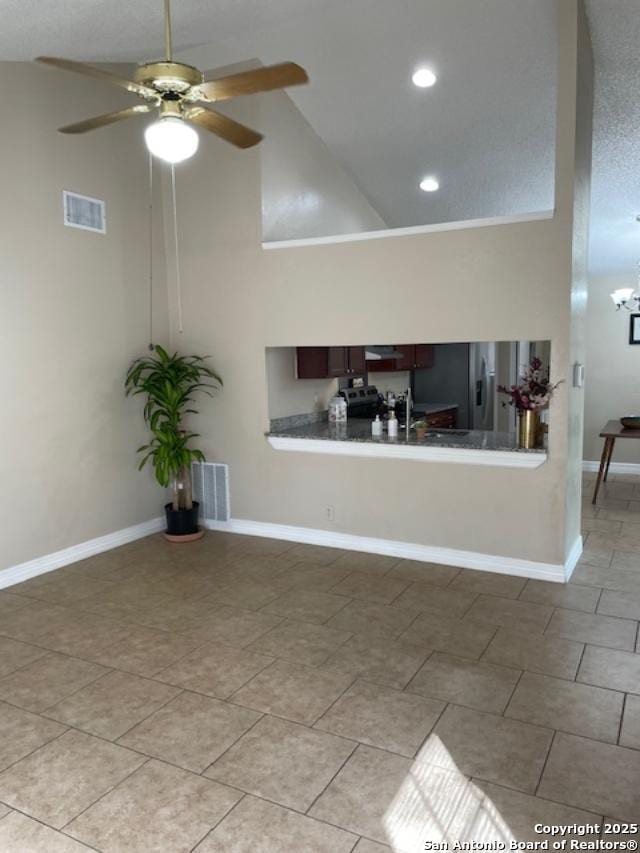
left=630, top=314, right=640, bottom=345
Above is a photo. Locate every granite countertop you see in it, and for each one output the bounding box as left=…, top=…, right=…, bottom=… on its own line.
left=267, top=419, right=545, bottom=454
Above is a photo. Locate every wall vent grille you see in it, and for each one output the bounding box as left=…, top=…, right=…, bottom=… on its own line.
left=63, top=190, right=106, bottom=234
left=192, top=462, right=230, bottom=522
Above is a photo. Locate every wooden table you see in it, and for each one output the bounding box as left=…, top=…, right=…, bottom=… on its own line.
left=592, top=420, right=640, bottom=504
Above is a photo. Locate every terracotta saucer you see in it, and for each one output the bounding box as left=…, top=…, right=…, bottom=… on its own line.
left=163, top=529, right=205, bottom=543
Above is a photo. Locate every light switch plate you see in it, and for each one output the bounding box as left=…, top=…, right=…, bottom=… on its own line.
left=573, top=362, right=585, bottom=388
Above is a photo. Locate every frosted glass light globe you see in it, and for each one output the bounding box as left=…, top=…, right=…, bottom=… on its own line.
left=412, top=68, right=437, bottom=88
left=145, top=117, right=199, bottom=164
left=419, top=176, right=440, bottom=192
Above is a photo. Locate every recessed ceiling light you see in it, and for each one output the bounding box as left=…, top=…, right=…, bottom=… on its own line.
left=419, top=176, right=439, bottom=192
left=412, top=68, right=437, bottom=88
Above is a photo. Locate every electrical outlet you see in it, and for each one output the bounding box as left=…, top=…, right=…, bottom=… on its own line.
left=324, top=504, right=334, bottom=521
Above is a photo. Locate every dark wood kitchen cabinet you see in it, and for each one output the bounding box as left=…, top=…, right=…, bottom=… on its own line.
left=424, top=408, right=457, bottom=429
left=327, top=347, right=348, bottom=377
left=347, top=346, right=366, bottom=374
left=296, top=347, right=328, bottom=379
left=367, top=344, right=434, bottom=373
left=394, top=345, right=415, bottom=371
left=296, top=346, right=366, bottom=379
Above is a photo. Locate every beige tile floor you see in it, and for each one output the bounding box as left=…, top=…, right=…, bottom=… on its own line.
left=0, top=473, right=640, bottom=850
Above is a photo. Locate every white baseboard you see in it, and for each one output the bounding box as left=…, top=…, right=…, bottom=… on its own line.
left=0, top=517, right=164, bottom=591
left=204, top=518, right=582, bottom=584
left=583, top=460, right=640, bottom=476
left=0, top=513, right=582, bottom=592
left=563, top=535, right=583, bottom=582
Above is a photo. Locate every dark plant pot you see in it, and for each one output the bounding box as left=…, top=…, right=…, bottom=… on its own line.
left=164, top=501, right=200, bottom=537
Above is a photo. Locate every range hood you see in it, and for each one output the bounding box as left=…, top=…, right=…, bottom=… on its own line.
left=365, top=345, right=404, bottom=361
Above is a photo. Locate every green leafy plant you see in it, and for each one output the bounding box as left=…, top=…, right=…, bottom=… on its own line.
left=125, top=345, right=222, bottom=510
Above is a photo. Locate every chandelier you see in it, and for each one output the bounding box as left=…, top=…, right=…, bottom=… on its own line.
left=611, top=265, right=640, bottom=311
left=611, top=287, right=640, bottom=311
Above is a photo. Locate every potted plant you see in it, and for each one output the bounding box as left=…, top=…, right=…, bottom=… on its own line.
left=414, top=420, right=427, bottom=440
left=125, top=345, right=222, bottom=541
left=498, top=357, right=560, bottom=449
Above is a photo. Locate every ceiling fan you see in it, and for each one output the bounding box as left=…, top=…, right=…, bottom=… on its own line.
left=36, top=0, right=309, bottom=163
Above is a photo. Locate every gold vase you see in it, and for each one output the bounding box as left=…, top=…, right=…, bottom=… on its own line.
left=518, top=410, right=541, bottom=449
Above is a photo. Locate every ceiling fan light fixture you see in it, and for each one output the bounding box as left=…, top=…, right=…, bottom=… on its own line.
left=144, top=116, right=199, bottom=164
left=419, top=175, right=440, bottom=192
left=412, top=67, right=437, bottom=88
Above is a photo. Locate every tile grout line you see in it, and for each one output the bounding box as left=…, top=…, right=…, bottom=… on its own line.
left=198, top=711, right=266, bottom=778
left=59, top=756, right=152, bottom=837
left=187, top=780, right=364, bottom=850
left=0, top=805, right=104, bottom=852
left=302, top=736, right=359, bottom=818
left=532, top=728, right=558, bottom=797
left=500, top=666, right=526, bottom=717
left=0, top=724, right=70, bottom=778
left=108, top=686, right=189, bottom=743
left=617, top=692, right=628, bottom=746
left=222, top=657, right=287, bottom=705
left=185, top=793, right=247, bottom=853
left=36, top=667, right=119, bottom=719
left=409, top=696, right=450, bottom=760
left=573, top=642, right=588, bottom=683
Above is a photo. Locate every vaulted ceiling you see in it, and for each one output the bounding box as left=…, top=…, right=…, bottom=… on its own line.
left=584, top=0, right=640, bottom=277
left=1, top=0, right=636, bottom=277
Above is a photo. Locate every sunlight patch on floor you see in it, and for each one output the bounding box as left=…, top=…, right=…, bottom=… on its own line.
left=384, top=734, right=514, bottom=851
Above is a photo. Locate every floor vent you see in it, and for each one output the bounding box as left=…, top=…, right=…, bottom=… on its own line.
left=63, top=190, right=106, bottom=234
left=192, top=462, right=230, bottom=522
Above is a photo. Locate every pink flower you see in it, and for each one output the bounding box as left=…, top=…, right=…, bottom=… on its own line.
left=498, top=359, right=561, bottom=412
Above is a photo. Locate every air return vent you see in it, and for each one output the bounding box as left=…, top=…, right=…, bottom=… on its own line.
left=62, top=190, right=106, bottom=234
left=192, top=462, right=230, bottom=522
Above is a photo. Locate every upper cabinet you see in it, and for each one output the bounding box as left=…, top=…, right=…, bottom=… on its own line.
left=347, top=346, right=367, bottom=374
left=296, top=344, right=433, bottom=378
left=297, top=346, right=366, bottom=379
left=368, top=344, right=434, bottom=373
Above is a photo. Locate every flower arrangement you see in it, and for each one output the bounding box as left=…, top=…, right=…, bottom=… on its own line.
left=498, top=357, right=560, bottom=412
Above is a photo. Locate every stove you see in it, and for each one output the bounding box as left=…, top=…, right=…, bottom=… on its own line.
left=339, top=385, right=382, bottom=419
left=340, top=384, right=413, bottom=422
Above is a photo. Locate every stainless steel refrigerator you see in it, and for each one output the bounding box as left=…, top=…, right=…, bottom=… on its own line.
left=412, top=342, right=496, bottom=431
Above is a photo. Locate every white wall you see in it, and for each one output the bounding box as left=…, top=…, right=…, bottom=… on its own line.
left=584, top=274, right=640, bottom=464
left=266, top=348, right=337, bottom=419
left=260, top=90, right=387, bottom=242
left=162, top=0, right=591, bottom=568
left=0, top=2, right=591, bottom=576
left=0, top=63, right=169, bottom=573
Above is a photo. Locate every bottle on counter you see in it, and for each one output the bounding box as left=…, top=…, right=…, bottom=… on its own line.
left=371, top=415, right=382, bottom=437
left=387, top=411, right=398, bottom=438
left=328, top=395, right=347, bottom=423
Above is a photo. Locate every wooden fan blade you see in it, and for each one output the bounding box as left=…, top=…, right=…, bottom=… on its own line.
left=59, top=105, right=152, bottom=134
left=198, top=62, right=308, bottom=102
left=36, top=56, right=157, bottom=100
left=186, top=107, right=263, bottom=149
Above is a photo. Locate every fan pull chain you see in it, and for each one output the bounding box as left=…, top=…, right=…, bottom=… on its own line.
left=148, top=152, right=154, bottom=351
left=171, top=164, right=184, bottom=334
